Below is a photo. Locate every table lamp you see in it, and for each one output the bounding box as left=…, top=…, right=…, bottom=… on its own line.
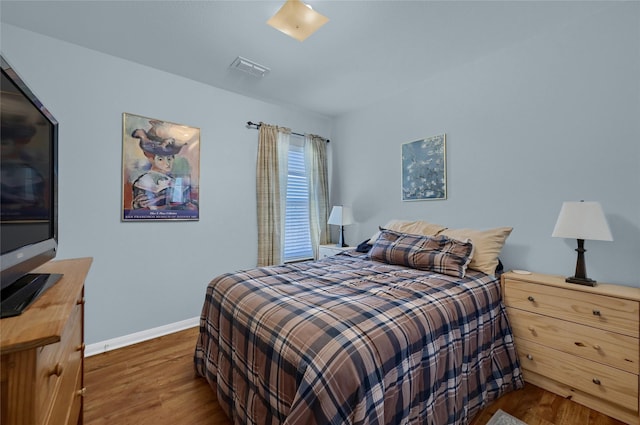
left=551, top=200, right=613, bottom=286
left=327, top=206, right=354, bottom=247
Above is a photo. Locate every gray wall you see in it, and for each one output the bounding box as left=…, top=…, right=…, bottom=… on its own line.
left=331, top=2, right=639, bottom=287
left=1, top=24, right=333, bottom=344
left=1, top=1, right=638, bottom=347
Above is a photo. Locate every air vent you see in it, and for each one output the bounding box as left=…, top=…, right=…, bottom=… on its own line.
left=230, top=56, right=270, bottom=78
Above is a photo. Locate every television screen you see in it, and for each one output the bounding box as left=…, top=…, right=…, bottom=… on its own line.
left=0, top=55, right=59, bottom=310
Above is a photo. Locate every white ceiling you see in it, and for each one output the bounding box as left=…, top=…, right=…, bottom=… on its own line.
left=0, top=1, right=613, bottom=117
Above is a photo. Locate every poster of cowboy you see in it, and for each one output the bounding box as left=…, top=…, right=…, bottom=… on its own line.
left=122, top=113, right=200, bottom=221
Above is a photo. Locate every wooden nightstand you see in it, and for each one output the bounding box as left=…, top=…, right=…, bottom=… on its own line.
left=318, top=244, right=352, bottom=259
left=502, top=271, right=640, bottom=424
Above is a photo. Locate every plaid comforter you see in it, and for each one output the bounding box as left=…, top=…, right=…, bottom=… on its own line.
left=194, top=252, right=523, bottom=425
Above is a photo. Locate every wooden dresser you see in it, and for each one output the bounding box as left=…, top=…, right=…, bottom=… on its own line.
left=502, top=271, right=640, bottom=424
left=1, top=257, right=92, bottom=425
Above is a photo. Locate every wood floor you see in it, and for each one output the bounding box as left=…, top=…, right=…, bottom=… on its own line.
left=84, top=327, right=625, bottom=425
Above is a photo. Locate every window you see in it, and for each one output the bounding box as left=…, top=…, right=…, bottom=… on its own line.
left=283, top=140, right=313, bottom=262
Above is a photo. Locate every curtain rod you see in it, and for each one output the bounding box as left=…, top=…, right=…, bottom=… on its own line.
left=246, top=121, right=330, bottom=143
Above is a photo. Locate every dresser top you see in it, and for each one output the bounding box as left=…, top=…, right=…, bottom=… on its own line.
left=0, top=257, right=93, bottom=354
left=503, top=271, right=640, bottom=302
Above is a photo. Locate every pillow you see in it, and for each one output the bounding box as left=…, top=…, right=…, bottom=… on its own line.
left=439, top=227, right=512, bottom=275
left=368, top=219, right=447, bottom=245
left=369, top=229, right=474, bottom=278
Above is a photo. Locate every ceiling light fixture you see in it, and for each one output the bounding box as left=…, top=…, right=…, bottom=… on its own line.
left=267, top=0, right=329, bottom=42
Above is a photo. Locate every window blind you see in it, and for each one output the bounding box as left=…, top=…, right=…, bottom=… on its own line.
left=283, top=143, right=313, bottom=262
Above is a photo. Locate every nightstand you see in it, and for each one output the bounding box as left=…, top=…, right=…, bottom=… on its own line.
left=318, top=244, right=352, bottom=259
left=502, top=271, right=640, bottom=424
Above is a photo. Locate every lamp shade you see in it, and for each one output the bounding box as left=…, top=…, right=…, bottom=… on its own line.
left=327, top=206, right=354, bottom=226
left=552, top=201, right=613, bottom=241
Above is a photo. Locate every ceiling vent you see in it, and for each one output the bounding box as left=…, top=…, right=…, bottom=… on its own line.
left=230, top=56, right=270, bottom=78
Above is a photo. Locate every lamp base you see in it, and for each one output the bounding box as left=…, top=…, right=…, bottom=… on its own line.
left=565, top=238, right=597, bottom=286
left=336, top=225, right=348, bottom=247
left=565, top=276, right=597, bottom=287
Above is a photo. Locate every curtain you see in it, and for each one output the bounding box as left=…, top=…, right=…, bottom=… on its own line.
left=305, top=134, right=330, bottom=259
left=256, top=123, right=290, bottom=266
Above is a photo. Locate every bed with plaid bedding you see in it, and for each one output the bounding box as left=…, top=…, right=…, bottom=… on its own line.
left=194, top=251, right=523, bottom=425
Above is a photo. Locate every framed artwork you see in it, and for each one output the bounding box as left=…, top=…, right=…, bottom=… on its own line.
left=401, top=134, right=446, bottom=201
left=121, top=113, right=200, bottom=221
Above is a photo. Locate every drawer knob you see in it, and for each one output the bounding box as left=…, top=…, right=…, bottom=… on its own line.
left=49, top=363, right=63, bottom=377
left=77, top=387, right=87, bottom=397
left=592, top=310, right=601, bottom=316
left=527, top=296, right=535, bottom=302
left=593, top=344, right=601, bottom=351
left=527, top=326, right=535, bottom=332
left=526, top=354, right=533, bottom=361
left=76, top=343, right=86, bottom=352
left=77, top=297, right=86, bottom=305
left=592, top=378, right=601, bottom=385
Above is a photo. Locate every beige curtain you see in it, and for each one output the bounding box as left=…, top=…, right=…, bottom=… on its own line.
left=256, top=123, right=290, bottom=266
left=305, top=134, right=330, bottom=259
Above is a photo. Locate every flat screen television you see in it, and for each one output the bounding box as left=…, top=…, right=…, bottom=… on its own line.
left=1, top=54, right=61, bottom=318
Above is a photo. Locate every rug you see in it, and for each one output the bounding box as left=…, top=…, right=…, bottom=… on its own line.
left=486, top=409, right=527, bottom=425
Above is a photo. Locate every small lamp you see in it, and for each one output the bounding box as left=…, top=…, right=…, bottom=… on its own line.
left=327, top=206, right=354, bottom=247
left=552, top=201, right=613, bottom=286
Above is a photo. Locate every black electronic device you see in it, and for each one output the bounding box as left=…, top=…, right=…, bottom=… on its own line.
left=1, top=54, right=61, bottom=317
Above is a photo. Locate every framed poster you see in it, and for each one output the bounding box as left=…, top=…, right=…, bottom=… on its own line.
left=122, top=113, right=200, bottom=221
left=401, top=134, right=446, bottom=201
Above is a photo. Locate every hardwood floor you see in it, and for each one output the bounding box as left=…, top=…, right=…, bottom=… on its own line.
left=84, top=327, right=230, bottom=425
left=84, top=327, right=625, bottom=425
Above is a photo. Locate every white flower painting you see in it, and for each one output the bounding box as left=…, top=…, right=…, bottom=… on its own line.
left=401, top=134, right=446, bottom=201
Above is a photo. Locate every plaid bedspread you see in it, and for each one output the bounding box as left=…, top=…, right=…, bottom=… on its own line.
left=194, top=252, right=523, bottom=425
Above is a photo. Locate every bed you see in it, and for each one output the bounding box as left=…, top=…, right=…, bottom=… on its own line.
left=194, top=226, right=524, bottom=425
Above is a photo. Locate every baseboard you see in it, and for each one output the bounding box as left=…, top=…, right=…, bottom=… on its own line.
left=85, top=316, right=200, bottom=357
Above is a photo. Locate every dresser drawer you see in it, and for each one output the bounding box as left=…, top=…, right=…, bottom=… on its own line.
left=508, top=307, right=639, bottom=374
left=504, top=279, right=639, bottom=337
left=515, top=337, right=638, bottom=412
left=46, top=353, right=82, bottom=425
left=66, top=370, right=83, bottom=425
left=38, top=301, right=82, bottom=424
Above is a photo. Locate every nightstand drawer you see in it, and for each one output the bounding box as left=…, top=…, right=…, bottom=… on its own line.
left=504, top=279, right=639, bottom=337
left=516, top=337, right=638, bottom=412
left=508, top=308, right=639, bottom=374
